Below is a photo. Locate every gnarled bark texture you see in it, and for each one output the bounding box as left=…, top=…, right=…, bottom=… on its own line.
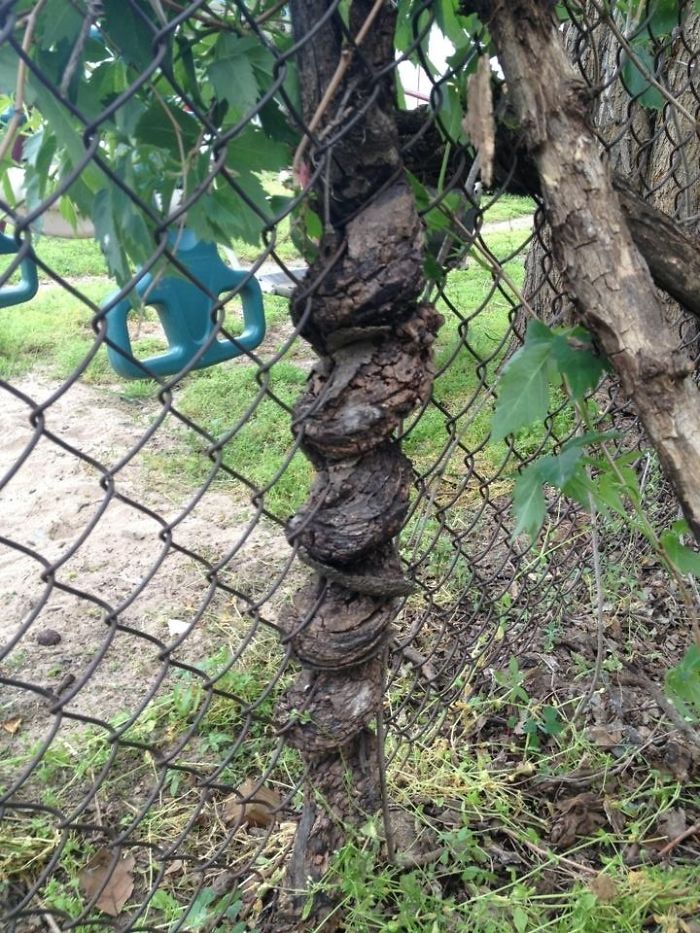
left=523, top=3, right=700, bottom=327
left=271, top=2, right=442, bottom=928
left=464, top=0, right=700, bottom=541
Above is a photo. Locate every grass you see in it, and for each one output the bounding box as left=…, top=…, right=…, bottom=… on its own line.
left=0, top=619, right=301, bottom=930
left=143, top=359, right=312, bottom=518
left=1, top=223, right=539, bottom=523
left=34, top=236, right=108, bottom=280
left=481, top=192, right=536, bottom=224
left=3, top=640, right=698, bottom=931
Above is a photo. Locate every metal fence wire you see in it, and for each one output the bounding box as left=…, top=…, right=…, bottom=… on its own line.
left=0, top=0, right=698, bottom=929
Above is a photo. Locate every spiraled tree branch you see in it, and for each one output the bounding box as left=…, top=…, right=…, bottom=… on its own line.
left=272, top=2, right=443, bottom=928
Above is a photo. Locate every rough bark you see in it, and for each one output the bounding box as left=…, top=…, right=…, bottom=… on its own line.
left=615, top=178, right=700, bottom=323
left=272, top=2, right=442, bottom=928
left=398, top=96, right=700, bottom=325
left=464, top=0, right=700, bottom=542
left=522, top=3, right=700, bottom=327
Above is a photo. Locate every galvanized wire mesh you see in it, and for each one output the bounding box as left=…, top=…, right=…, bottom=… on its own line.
left=0, top=0, right=698, bottom=929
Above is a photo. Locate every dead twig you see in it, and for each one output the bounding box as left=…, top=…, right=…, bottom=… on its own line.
left=0, top=0, right=47, bottom=165
left=38, top=902, right=62, bottom=933
left=572, top=493, right=605, bottom=722
left=657, top=822, right=700, bottom=858
left=292, top=0, right=385, bottom=179
left=499, top=827, right=598, bottom=877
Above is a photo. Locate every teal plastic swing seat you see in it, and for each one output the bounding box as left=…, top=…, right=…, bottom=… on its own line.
left=103, top=230, right=265, bottom=380
left=0, top=230, right=39, bottom=309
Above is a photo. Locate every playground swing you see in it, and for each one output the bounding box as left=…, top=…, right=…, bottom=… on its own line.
left=102, top=229, right=266, bottom=380
left=2, top=103, right=267, bottom=379
left=0, top=229, right=39, bottom=309
left=0, top=109, right=39, bottom=309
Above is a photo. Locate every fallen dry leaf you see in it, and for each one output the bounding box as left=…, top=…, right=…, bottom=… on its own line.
left=461, top=56, right=495, bottom=187
left=658, top=807, right=687, bottom=845
left=550, top=793, right=607, bottom=848
left=223, top=779, right=282, bottom=829
left=79, top=849, right=135, bottom=917
left=590, top=873, right=618, bottom=904
left=1, top=717, right=22, bottom=735
left=602, top=796, right=626, bottom=834
left=586, top=725, right=624, bottom=749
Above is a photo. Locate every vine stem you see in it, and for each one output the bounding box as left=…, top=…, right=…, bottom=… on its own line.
left=0, top=0, right=47, bottom=166
left=292, top=0, right=386, bottom=179
left=376, top=646, right=395, bottom=864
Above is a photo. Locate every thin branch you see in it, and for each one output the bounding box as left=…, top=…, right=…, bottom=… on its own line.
left=377, top=648, right=395, bottom=865
left=573, top=492, right=605, bottom=722
left=0, top=0, right=47, bottom=166
left=254, top=0, right=289, bottom=27
left=59, top=2, right=95, bottom=97
left=618, top=665, right=700, bottom=748
left=500, top=826, right=599, bottom=876
left=657, top=821, right=700, bottom=858
left=292, top=0, right=386, bottom=178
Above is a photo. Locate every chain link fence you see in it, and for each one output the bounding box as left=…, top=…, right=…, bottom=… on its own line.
left=1, top=1, right=698, bottom=929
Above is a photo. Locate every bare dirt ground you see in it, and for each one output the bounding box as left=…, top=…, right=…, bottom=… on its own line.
left=0, top=374, right=298, bottom=750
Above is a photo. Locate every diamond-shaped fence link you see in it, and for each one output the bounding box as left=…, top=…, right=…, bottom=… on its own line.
left=0, top=0, right=697, bottom=929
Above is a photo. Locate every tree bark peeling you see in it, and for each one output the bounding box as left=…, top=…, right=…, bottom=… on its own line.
left=294, top=304, right=442, bottom=462
left=287, top=442, right=414, bottom=565
left=281, top=581, right=395, bottom=670
left=468, top=0, right=700, bottom=542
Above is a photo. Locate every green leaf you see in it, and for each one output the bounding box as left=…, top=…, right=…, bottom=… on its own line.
left=665, top=644, right=700, bottom=724
left=225, top=127, right=290, bottom=174
left=537, top=443, right=584, bottom=489
left=29, top=83, right=101, bottom=191
left=174, top=37, right=206, bottom=111
left=209, top=35, right=259, bottom=116
left=551, top=328, right=606, bottom=400
left=37, top=0, right=83, bottom=49
left=660, top=531, right=700, bottom=577
left=92, top=187, right=130, bottom=284
left=540, top=705, right=565, bottom=736
left=102, top=0, right=158, bottom=72
left=395, top=0, right=428, bottom=53
left=437, top=82, right=467, bottom=144
left=188, top=172, right=270, bottom=247
left=646, top=0, right=680, bottom=37
left=0, top=45, right=21, bottom=98
left=491, top=322, right=554, bottom=441
left=181, top=887, right=218, bottom=931
left=622, top=38, right=664, bottom=110
left=512, top=465, right=546, bottom=539
left=133, top=103, right=200, bottom=158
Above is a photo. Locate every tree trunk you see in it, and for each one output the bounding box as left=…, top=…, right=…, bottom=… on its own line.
left=464, top=0, right=700, bottom=541
left=271, top=2, right=442, bottom=928
left=522, top=2, right=700, bottom=330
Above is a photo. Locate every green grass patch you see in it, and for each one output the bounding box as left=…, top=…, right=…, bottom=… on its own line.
left=0, top=278, right=291, bottom=382
left=404, top=226, right=537, bottom=485
left=33, top=236, right=108, bottom=281
left=482, top=192, right=536, bottom=224
left=143, top=360, right=312, bottom=519
left=0, top=280, right=111, bottom=382
left=0, top=628, right=301, bottom=929
left=5, top=646, right=697, bottom=933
